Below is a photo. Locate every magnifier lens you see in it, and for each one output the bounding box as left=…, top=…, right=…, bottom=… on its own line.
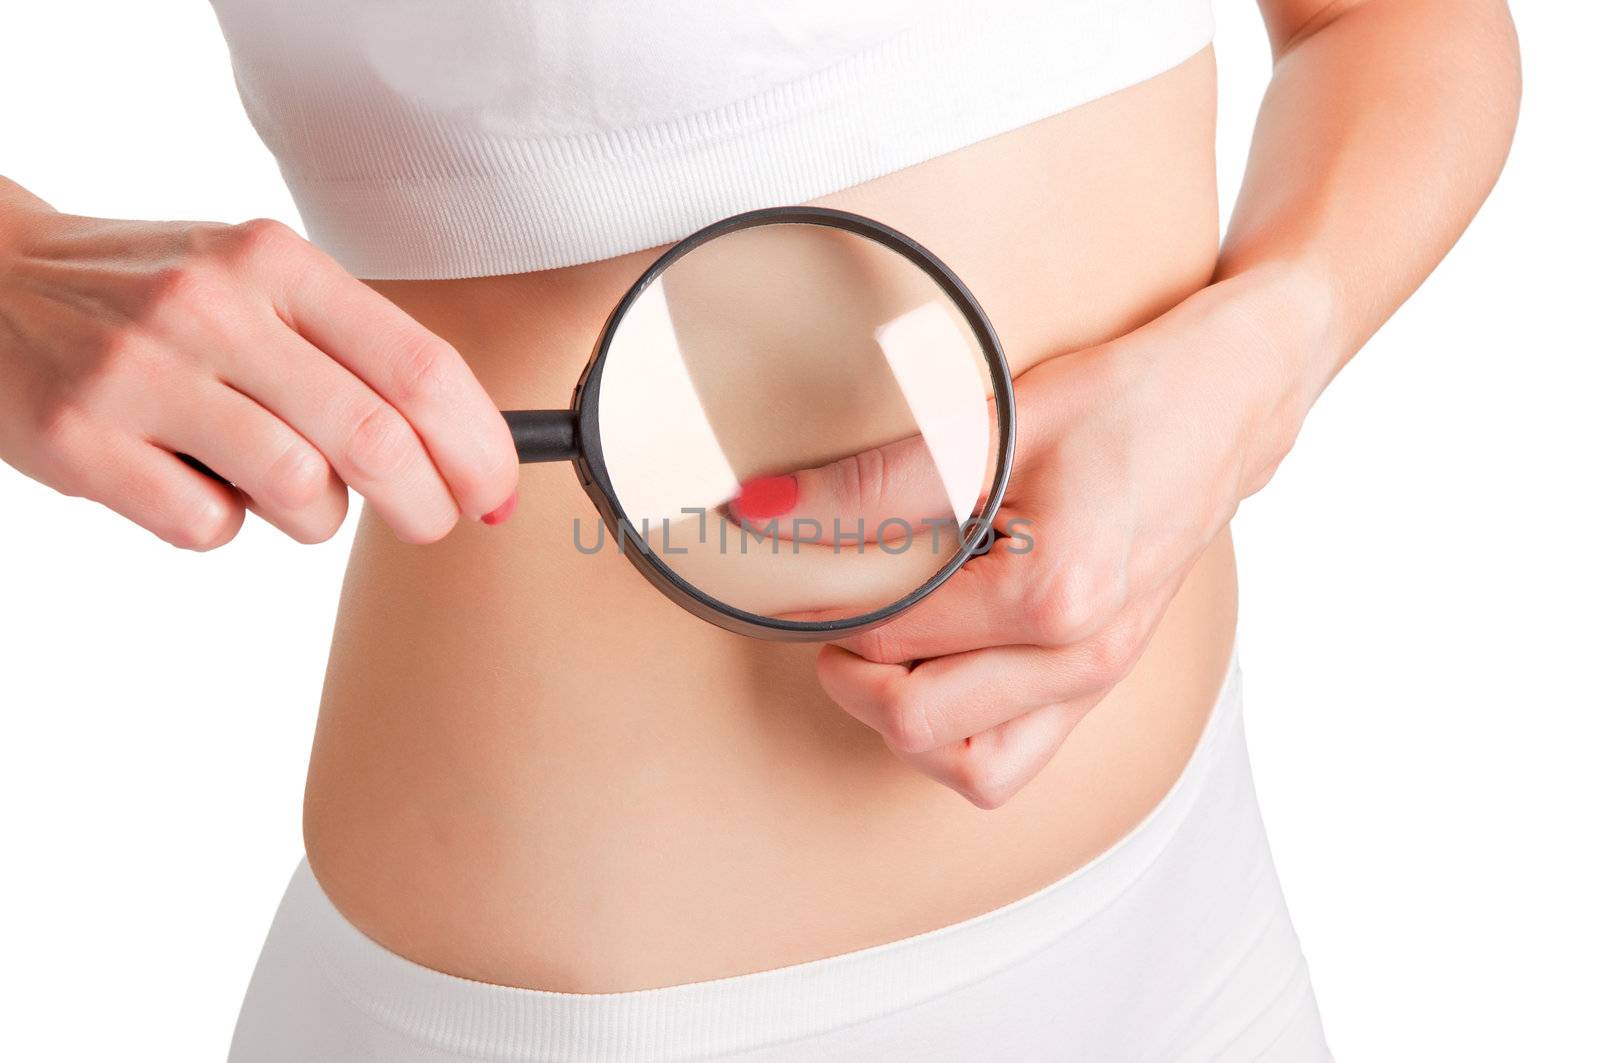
left=596, top=221, right=999, bottom=627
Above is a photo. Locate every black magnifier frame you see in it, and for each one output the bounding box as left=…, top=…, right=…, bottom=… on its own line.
left=502, top=205, right=1016, bottom=641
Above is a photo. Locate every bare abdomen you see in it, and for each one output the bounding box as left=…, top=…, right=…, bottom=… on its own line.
left=304, top=48, right=1235, bottom=993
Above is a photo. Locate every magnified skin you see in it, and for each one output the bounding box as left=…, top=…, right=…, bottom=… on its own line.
left=308, top=50, right=1240, bottom=992
left=627, top=510, right=962, bottom=621
left=659, top=224, right=927, bottom=476
left=597, top=226, right=995, bottom=620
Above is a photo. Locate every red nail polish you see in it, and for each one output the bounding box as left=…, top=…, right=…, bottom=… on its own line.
left=731, top=474, right=798, bottom=522
left=481, top=492, right=518, bottom=525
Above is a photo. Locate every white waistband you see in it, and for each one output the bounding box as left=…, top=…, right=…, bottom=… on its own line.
left=283, top=654, right=1247, bottom=1059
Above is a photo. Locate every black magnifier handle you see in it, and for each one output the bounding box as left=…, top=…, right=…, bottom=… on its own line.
left=177, top=452, right=232, bottom=486
left=503, top=409, right=579, bottom=464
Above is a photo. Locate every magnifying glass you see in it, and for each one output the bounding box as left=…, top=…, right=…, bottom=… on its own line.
left=503, top=206, right=1015, bottom=641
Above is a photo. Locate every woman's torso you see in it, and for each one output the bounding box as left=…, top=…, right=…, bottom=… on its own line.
left=303, top=48, right=1233, bottom=994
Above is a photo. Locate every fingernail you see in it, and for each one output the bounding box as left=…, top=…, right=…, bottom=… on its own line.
left=730, top=475, right=798, bottom=522
left=481, top=491, right=518, bottom=525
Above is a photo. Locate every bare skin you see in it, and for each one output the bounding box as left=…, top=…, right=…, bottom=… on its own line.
left=0, top=0, right=1518, bottom=998
left=306, top=51, right=1236, bottom=992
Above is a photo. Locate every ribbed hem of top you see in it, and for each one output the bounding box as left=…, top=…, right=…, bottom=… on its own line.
left=288, top=652, right=1244, bottom=1061
left=285, top=0, right=1214, bottom=279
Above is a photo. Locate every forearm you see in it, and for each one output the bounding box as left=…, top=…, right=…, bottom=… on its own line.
left=1217, top=0, right=1520, bottom=476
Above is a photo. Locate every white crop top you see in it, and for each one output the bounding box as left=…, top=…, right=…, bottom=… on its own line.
left=209, top=0, right=1214, bottom=280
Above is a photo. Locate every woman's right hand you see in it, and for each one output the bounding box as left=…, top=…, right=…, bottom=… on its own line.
left=0, top=185, right=519, bottom=549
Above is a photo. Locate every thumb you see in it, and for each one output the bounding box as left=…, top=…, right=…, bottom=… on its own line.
left=727, top=432, right=968, bottom=546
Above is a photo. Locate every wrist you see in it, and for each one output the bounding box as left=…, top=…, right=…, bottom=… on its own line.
left=1102, top=261, right=1342, bottom=506
left=1199, top=261, right=1344, bottom=498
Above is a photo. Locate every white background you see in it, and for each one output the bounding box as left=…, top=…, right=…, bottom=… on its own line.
left=1, top=3, right=1594, bottom=1059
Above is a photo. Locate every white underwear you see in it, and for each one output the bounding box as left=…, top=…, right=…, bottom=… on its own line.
left=229, top=656, right=1330, bottom=1062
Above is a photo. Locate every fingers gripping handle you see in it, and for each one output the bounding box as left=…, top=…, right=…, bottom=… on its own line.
left=178, top=413, right=575, bottom=490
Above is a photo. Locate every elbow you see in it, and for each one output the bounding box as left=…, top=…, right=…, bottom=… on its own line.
left=1476, top=1, right=1523, bottom=180
left=1439, top=0, right=1523, bottom=148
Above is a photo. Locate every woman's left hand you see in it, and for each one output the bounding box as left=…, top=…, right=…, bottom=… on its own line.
left=808, top=276, right=1314, bottom=807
